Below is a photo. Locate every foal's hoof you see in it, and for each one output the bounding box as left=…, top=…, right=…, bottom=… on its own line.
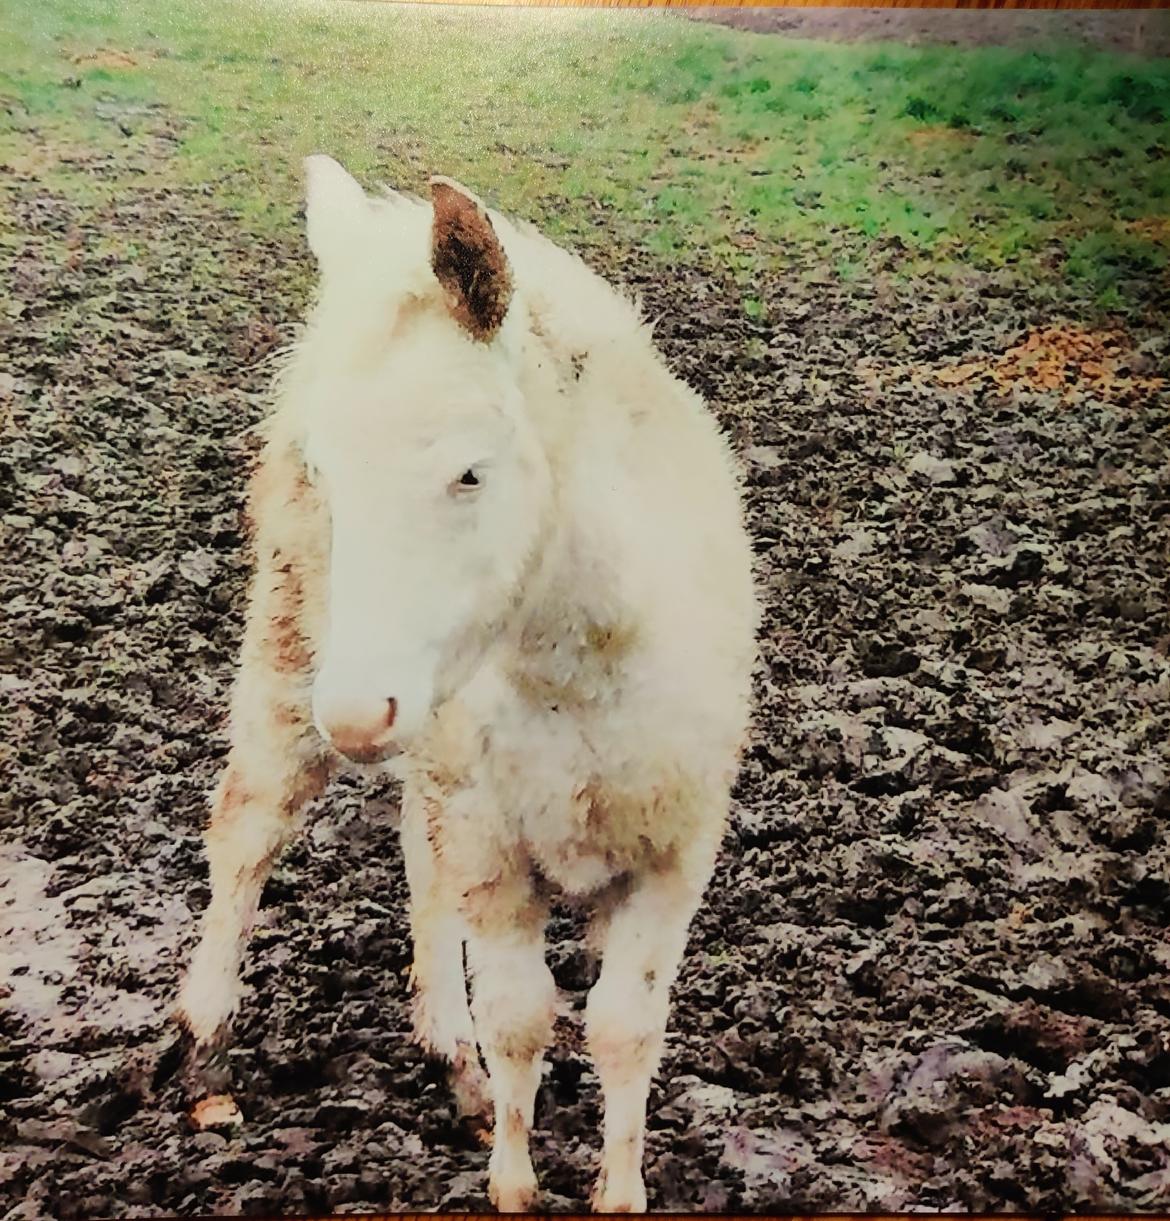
left=591, top=1169, right=647, bottom=1214
left=167, top=1015, right=234, bottom=1107
left=489, top=1173, right=538, bottom=1213
left=170, top=1021, right=243, bottom=1131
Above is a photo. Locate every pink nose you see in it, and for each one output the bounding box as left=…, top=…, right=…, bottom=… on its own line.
left=317, top=696, right=398, bottom=763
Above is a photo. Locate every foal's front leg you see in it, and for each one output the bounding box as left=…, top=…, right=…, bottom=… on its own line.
left=176, top=450, right=329, bottom=1086
left=464, top=872, right=554, bottom=1212
left=586, top=851, right=715, bottom=1212
left=175, top=439, right=329, bottom=1079
left=176, top=661, right=329, bottom=1070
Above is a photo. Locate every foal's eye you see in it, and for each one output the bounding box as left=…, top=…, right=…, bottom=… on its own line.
left=451, top=468, right=481, bottom=495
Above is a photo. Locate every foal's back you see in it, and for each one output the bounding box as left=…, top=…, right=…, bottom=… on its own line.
left=496, top=211, right=759, bottom=768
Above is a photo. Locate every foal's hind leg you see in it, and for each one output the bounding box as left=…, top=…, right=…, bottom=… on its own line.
left=400, top=775, right=489, bottom=1127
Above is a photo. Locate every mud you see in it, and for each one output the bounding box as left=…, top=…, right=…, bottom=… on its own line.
left=688, top=7, right=1170, bottom=59
left=2, top=134, right=1170, bottom=1218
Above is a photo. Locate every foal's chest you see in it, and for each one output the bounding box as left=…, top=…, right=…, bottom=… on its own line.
left=489, top=708, right=629, bottom=895
left=490, top=711, right=688, bottom=896
left=423, top=666, right=682, bottom=897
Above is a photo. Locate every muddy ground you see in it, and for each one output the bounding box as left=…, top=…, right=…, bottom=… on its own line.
left=688, top=7, right=1170, bottom=58
left=3, top=73, right=1170, bottom=1221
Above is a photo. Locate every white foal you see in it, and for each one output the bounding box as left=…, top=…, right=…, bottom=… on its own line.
left=177, top=155, right=759, bottom=1212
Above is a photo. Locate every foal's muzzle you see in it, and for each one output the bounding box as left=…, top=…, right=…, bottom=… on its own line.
left=313, top=692, right=402, bottom=764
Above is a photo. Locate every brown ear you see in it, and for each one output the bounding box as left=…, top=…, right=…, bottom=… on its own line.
left=430, top=176, right=513, bottom=342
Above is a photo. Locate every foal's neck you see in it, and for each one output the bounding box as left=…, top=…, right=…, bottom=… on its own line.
left=504, top=400, right=640, bottom=712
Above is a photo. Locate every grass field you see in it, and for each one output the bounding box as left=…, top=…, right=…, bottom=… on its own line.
left=2, top=0, right=1168, bottom=305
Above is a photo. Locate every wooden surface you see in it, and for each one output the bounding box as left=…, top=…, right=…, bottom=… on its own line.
left=386, top=0, right=1170, bottom=10
left=245, top=1215, right=1170, bottom=1220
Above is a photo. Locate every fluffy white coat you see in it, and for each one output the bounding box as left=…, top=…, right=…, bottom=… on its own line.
left=178, top=156, right=759, bottom=1214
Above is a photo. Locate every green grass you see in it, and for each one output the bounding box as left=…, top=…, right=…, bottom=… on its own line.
left=1, top=0, right=1168, bottom=301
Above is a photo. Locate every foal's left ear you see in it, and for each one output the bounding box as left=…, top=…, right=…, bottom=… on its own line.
left=430, top=177, right=514, bottom=343
left=304, top=154, right=368, bottom=270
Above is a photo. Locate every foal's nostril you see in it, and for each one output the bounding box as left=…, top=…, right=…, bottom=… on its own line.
left=385, top=697, right=397, bottom=729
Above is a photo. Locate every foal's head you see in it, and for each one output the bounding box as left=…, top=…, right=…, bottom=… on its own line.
left=291, top=156, right=551, bottom=764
